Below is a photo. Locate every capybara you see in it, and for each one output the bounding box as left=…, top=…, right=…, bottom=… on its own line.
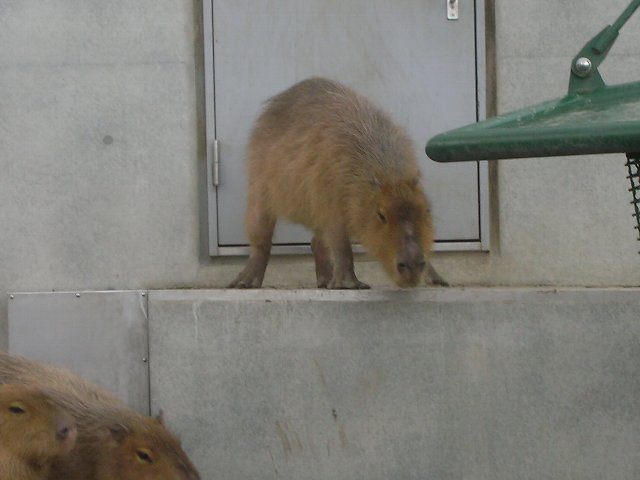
left=229, top=77, right=447, bottom=289
left=0, top=351, right=200, bottom=480
left=0, top=384, right=76, bottom=480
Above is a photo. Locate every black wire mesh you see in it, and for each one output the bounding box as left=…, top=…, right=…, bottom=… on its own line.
left=626, top=153, right=640, bottom=253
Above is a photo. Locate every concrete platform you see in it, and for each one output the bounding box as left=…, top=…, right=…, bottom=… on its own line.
left=148, top=288, right=640, bottom=480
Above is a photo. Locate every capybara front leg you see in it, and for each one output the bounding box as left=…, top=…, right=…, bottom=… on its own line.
left=229, top=211, right=276, bottom=288
left=325, top=230, right=370, bottom=290
left=311, top=234, right=333, bottom=288
left=426, top=261, right=449, bottom=287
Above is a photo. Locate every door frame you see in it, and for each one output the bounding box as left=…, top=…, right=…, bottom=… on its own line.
left=202, top=0, right=489, bottom=256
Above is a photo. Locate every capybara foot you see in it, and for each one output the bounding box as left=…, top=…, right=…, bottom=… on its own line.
left=228, top=278, right=262, bottom=288
left=426, top=262, right=449, bottom=287
left=327, top=277, right=371, bottom=290
left=229, top=255, right=269, bottom=288
left=228, top=271, right=264, bottom=288
left=315, top=266, right=333, bottom=287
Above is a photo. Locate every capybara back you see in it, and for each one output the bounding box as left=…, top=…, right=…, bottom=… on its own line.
left=230, top=77, right=446, bottom=289
left=0, top=383, right=76, bottom=480
left=0, top=351, right=200, bottom=480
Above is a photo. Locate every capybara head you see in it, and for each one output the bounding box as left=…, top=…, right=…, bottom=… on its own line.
left=0, top=384, right=77, bottom=463
left=94, top=417, right=200, bottom=480
left=364, top=177, right=434, bottom=288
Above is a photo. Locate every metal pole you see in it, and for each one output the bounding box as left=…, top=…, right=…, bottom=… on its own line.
left=611, top=0, right=640, bottom=33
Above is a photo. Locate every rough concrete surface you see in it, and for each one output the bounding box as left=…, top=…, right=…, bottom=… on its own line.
left=149, top=288, right=640, bottom=480
left=2, top=1, right=640, bottom=351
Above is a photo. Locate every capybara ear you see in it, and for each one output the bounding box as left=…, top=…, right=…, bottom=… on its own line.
left=109, top=423, right=130, bottom=443
left=155, top=409, right=165, bottom=425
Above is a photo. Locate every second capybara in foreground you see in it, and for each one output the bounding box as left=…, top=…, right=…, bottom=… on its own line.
left=0, top=384, right=77, bottom=480
left=0, top=351, right=200, bottom=480
left=230, top=77, right=447, bottom=289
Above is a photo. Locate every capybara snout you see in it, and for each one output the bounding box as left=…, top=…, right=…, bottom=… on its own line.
left=370, top=191, right=434, bottom=288
left=396, top=246, right=426, bottom=288
left=396, top=223, right=427, bottom=286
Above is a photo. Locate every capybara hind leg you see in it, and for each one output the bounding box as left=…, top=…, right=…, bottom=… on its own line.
left=426, top=262, right=449, bottom=287
left=325, top=231, right=370, bottom=290
left=229, top=212, right=276, bottom=288
left=311, top=234, right=333, bottom=288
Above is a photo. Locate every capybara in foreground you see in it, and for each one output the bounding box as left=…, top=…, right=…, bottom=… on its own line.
left=230, top=77, right=447, bottom=289
left=0, top=351, right=200, bottom=480
left=0, top=384, right=77, bottom=480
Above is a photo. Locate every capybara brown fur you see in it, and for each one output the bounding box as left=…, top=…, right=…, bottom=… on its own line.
left=229, top=77, right=447, bottom=289
left=0, top=351, right=200, bottom=480
left=0, top=383, right=77, bottom=480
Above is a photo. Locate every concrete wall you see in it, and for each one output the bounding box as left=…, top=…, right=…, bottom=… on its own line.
left=2, top=0, right=640, bottom=346
left=150, top=288, right=640, bottom=480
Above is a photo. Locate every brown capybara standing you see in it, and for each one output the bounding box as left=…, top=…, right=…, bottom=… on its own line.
left=0, top=384, right=77, bottom=480
left=229, top=77, right=447, bottom=289
left=0, top=352, right=200, bottom=480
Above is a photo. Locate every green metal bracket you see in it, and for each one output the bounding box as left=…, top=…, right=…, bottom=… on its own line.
left=425, top=0, right=640, bottom=163
left=568, top=0, right=640, bottom=94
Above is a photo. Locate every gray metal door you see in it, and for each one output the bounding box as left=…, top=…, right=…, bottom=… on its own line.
left=207, top=0, right=486, bottom=252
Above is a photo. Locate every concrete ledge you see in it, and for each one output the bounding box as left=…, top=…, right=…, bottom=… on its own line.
left=149, top=286, right=640, bottom=303
left=149, top=288, right=640, bottom=480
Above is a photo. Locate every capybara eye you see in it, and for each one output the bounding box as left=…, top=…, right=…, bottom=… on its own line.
left=377, top=212, right=387, bottom=224
left=9, top=403, right=25, bottom=415
left=136, top=449, right=154, bottom=465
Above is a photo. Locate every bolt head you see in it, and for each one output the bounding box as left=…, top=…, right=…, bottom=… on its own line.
left=575, top=57, right=592, bottom=77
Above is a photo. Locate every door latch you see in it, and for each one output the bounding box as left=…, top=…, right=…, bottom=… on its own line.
left=447, top=0, right=459, bottom=20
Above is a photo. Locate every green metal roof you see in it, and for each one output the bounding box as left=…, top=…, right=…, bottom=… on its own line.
left=426, top=81, right=640, bottom=162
